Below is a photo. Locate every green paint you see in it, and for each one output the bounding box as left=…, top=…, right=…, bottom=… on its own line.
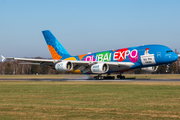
left=96, top=51, right=111, bottom=62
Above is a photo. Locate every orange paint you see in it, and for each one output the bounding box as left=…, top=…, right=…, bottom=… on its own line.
left=78, top=54, right=87, bottom=61
left=47, top=45, right=62, bottom=60
left=69, top=69, right=82, bottom=74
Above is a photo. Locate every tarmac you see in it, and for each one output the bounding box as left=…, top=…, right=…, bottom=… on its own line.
left=0, top=78, right=180, bottom=82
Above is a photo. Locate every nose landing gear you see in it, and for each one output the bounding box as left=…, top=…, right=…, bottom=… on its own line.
left=166, top=64, right=170, bottom=73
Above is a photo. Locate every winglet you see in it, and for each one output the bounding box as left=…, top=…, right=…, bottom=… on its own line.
left=1, top=55, right=5, bottom=62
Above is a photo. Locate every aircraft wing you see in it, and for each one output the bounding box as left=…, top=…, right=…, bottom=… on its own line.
left=1, top=55, right=134, bottom=73
left=2, top=57, right=55, bottom=63
left=1, top=55, right=95, bottom=67
left=1, top=55, right=92, bottom=64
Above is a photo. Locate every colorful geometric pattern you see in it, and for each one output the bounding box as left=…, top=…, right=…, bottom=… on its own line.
left=42, top=30, right=71, bottom=60
left=41, top=30, right=179, bottom=74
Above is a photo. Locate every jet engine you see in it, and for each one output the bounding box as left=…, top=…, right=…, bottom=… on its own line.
left=91, top=63, right=109, bottom=73
left=141, top=66, right=158, bottom=73
left=55, top=61, right=73, bottom=71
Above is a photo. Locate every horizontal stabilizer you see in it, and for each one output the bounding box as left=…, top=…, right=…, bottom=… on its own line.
left=1, top=55, right=5, bottom=62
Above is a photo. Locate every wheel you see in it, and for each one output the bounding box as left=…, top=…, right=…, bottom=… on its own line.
left=98, top=76, right=104, bottom=80
left=94, top=76, right=98, bottom=80
left=117, top=75, right=120, bottom=79
left=120, top=76, right=125, bottom=79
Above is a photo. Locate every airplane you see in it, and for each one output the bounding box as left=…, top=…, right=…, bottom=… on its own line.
left=1, top=30, right=180, bottom=79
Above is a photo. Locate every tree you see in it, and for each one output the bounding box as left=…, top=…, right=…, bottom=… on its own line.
left=5, top=62, right=13, bottom=74
left=155, top=65, right=166, bottom=74
left=40, top=66, right=49, bottom=74
left=170, top=62, right=177, bottom=74
left=31, top=65, right=39, bottom=74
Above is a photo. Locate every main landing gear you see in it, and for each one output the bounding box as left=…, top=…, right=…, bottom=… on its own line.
left=94, top=74, right=104, bottom=80
left=94, top=74, right=115, bottom=80
left=94, top=73, right=125, bottom=80
left=117, top=73, right=125, bottom=79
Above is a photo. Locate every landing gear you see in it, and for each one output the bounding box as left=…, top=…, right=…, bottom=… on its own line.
left=94, top=74, right=115, bottom=80
left=94, top=73, right=126, bottom=80
left=103, top=76, right=115, bottom=79
left=94, top=74, right=104, bottom=80
left=166, top=64, right=170, bottom=73
left=117, top=73, right=125, bottom=79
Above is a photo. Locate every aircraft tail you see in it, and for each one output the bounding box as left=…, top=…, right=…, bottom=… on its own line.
left=42, top=30, right=71, bottom=60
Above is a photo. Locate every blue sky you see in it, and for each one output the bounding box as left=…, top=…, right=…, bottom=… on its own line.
left=0, top=0, right=180, bottom=58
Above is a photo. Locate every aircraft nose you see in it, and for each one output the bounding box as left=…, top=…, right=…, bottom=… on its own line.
left=172, top=53, right=178, bottom=62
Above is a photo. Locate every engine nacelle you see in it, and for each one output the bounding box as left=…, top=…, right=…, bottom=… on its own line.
left=55, top=61, right=73, bottom=71
left=91, top=63, right=109, bottom=74
left=141, top=66, right=158, bottom=73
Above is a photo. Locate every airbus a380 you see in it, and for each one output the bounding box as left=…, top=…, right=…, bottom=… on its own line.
left=1, top=30, right=180, bottom=79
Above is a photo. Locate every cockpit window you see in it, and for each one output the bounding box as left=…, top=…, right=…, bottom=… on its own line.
left=166, top=50, right=173, bottom=53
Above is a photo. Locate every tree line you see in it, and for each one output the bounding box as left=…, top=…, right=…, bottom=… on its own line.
left=0, top=57, right=180, bottom=75
left=0, top=57, right=64, bottom=75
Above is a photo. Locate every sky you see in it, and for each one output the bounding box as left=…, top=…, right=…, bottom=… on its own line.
left=0, top=0, right=180, bottom=59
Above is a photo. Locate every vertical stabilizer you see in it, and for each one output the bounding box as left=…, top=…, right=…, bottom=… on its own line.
left=42, top=30, right=71, bottom=60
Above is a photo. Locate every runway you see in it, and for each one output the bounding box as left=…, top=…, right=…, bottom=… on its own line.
left=0, top=78, right=180, bottom=82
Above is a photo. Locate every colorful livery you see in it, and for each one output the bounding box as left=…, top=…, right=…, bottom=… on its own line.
left=2, top=30, right=179, bottom=79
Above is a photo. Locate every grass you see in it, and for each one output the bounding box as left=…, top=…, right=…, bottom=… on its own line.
left=0, top=74, right=82, bottom=79
left=123, top=74, right=180, bottom=79
left=0, top=81, right=180, bottom=119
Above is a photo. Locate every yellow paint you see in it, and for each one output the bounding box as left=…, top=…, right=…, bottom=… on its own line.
left=64, top=57, right=76, bottom=60
left=64, top=57, right=82, bottom=73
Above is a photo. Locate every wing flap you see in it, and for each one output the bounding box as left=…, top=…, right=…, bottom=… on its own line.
left=19, top=62, right=41, bottom=65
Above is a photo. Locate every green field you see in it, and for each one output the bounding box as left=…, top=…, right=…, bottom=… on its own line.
left=0, top=81, right=180, bottom=120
